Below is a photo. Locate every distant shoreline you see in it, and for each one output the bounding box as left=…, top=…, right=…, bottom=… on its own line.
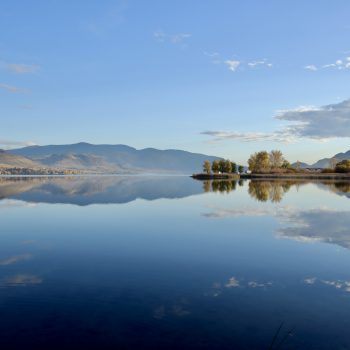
left=191, top=173, right=240, bottom=180
left=192, top=172, right=350, bottom=180
left=241, top=173, right=350, bottom=180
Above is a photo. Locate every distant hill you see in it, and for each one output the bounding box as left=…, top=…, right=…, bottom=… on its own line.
left=290, top=161, right=310, bottom=169
left=8, top=142, right=222, bottom=174
left=292, top=150, right=350, bottom=169
left=0, top=150, right=40, bottom=168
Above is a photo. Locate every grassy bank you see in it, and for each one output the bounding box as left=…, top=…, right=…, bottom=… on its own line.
left=191, top=173, right=240, bottom=180
left=240, top=173, right=350, bottom=180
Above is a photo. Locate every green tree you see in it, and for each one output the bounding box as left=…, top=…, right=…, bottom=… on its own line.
left=218, top=160, right=226, bottom=173
left=212, top=160, right=220, bottom=173
left=335, top=160, right=350, bottom=173
left=238, top=165, right=244, bottom=173
left=203, top=160, right=211, bottom=174
left=231, top=162, right=237, bottom=173
left=224, top=160, right=232, bottom=173
left=248, top=153, right=257, bottom=172
left=281, top=160, right=290, bottom=169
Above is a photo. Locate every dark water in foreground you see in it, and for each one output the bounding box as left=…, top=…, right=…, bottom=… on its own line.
left=0, top=176, right=350, bottom=349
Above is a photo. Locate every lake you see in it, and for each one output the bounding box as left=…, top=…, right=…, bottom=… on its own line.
left=0, top=176, right=350, bottom=349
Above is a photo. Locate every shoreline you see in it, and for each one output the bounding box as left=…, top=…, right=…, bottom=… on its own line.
left=192, top=172, right=350, bottom=180
left=191, top=173, right=240, bottom=180
left=240, top=173, right=350, bottom=180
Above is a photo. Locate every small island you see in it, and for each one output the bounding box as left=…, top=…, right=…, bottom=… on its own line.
left=192, top=150, right=350, bottom=180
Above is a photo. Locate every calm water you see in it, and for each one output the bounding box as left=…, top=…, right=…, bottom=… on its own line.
left=0, top=176, right=350, bottom=349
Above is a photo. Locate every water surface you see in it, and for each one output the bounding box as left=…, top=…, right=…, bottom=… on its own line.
left=0, top=176, right=350, bottom=349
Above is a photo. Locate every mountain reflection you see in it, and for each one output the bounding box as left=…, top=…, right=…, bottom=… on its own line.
left=1, top=177, right=350, bottom=205
left=318, top=181, right=350, bottom=199
left=0, top=176, right=203, bottom=205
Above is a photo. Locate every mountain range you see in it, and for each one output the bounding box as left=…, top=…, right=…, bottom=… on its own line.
left=1, top=143, right=349, bottom=173
left=292, top=150, right=350, bottom=169
left=2, top=142, right=221, bottom=174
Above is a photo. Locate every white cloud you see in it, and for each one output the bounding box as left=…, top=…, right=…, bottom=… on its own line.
left=201, top=98, right=350, bottom=142
left=0, top=83, right=27, bottom=94
left=247, top=59, right=273, bottom=69
left=0, top=139, right=36, bottom=149
left=225, top=59, right=240, bottom=72
left=206, top=53, right=272, bottom=72
left=6, top=63, right=39, bottom=74
left=276, top=99, right=350, bottom=139
left=304, top=65, right=318, bottom=71
left=310, top=56, right=350, bottom=71
left=200, top=129, right=296, bottom=143
left=153, top=30, right=191, bottom=45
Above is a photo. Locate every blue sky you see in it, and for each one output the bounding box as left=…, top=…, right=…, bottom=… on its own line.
left=1, top=0, right=350, bottom=164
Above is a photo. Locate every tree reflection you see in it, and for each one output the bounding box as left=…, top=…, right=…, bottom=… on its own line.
left=248, top=180, right=295, bottom=203
left=327, top=181, right=350, bottom=193
left=202, top=180, right=238, bottom=193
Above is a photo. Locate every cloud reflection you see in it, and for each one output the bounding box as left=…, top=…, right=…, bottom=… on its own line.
left=206, top=277, right=273, bottom=297
left=204, top=204, right=350, bottom=251
left=304, top=277, right=350, bottom=292
left=0, top=254, right=32, bottom=266
left=1, top=274, right=42, bottom=287
left=277, top=209, right=350, bottom=249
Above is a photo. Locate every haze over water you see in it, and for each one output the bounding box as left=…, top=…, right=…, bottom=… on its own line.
left=0, top=176, right=350, bottom=349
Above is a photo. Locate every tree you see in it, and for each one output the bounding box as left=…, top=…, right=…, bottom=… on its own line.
left=329, top=158, right=338, bottom=170
left=212, top=160, right=220, bottom=173
left=203, top=160, right=211, bottom=174
left=269, top=150, right=284, bottom=169
left=231, top=162, right=237, bottom=173
left=238, top=165, right=244, bottom=173
left=248, top=151, right=270, bottom=173
left=224, top=160, right=232, bottom=173
left=248, top=153, right=258, bottom=172
left=335, top=160, right=350, bottom=173
left=218, top=160, right=226, bottom=173
left=281, top=160, right=290, bottom=169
